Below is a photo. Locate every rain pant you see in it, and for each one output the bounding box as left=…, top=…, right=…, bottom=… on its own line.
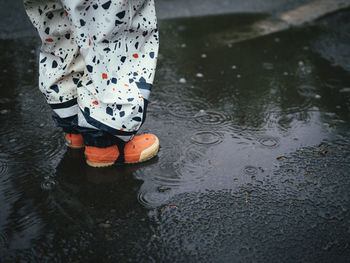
left=24, top=0, right=159, bottom=147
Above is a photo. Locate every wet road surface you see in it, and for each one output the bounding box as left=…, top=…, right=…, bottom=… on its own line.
left=1, top=9, right=350, bottom=262
left=0, top=0, right=314, bottom=39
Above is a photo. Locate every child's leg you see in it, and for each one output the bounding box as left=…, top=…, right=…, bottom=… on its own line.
left=25, top=0, right=160, bottom=165
left=61, top=0, right=159, bottom=145
left=24, top=0, right=83, bottom=135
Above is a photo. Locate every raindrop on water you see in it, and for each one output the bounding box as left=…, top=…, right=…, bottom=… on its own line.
left=257, top=136, right=280, bottom=148
left=195, top=110, right=230, bottom=126
left=194, top=109, right=206, bottom=117
left=179, top=78, right=186, bottom=84
left=243, top=165, right=258, bottom=175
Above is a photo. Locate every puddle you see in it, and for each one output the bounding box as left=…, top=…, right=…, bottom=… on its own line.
left=1, top=10, right=350, bottom=262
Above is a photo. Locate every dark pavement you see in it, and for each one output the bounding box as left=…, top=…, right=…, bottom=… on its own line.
left=1, top=1, right=350, bottom=262
left=1, top=0, right=314, bottom=39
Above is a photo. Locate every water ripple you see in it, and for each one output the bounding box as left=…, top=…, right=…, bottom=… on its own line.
left=182, top=145, right=206, bottom=165
left=151, top=176, right=182, bottom=187
left=40, top=178, right=58, bottom=191
left=157, top=142, right=182, bottom=170
left=191, top=131, right=224, bottom=145
left=167, top=99, right=207, bottom=118
left=243, top=165, right=258, bottom=175
left=137, top=187, right=170, bottom=208
left=0, top=157, right=8, bottom=178
left=195, top=110, right=231, bottom=126
left=176, top=145, right=209, bottom=182
left=0, top=232, right=8, bottom=249
left=149, top=144, right=208, bottom=190
left=257, top=136, right=280, bottom=148
left=45, top=133, right=66, bottom=161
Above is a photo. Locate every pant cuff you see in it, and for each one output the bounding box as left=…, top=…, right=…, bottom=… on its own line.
left=81, top=130, right=126, bottom=148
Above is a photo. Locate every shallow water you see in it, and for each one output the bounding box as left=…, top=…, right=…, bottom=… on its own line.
left=1, top=11, right=350, bottom=262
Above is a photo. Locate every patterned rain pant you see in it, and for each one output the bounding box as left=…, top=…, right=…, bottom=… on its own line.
left=24, top=0, right=159, bottom=147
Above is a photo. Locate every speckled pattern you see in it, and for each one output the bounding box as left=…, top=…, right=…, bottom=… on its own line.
left=24, top=0, right=159, bottom=140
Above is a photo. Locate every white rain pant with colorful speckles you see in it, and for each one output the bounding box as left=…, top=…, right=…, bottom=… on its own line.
left=24, top=0, right=158, bottom=142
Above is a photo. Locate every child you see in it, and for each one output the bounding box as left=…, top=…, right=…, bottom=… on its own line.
left=24, top=0, right=159, bottom=167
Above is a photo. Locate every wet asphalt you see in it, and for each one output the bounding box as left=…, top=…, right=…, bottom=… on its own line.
left=1, top=1, right=350, bottom=262
left=0, top=0, right=314, bottom=38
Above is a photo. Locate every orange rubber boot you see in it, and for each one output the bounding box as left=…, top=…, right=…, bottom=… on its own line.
left=124, top=134, right=159, bottom=164
left=65, top=133, right=84, bottom=149
left=85, top=134, right=159, bottom=167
